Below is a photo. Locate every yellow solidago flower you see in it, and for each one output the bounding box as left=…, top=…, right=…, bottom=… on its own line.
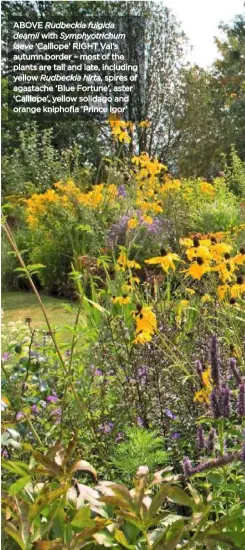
left=112, top=295, right=131, bottom=305
left=145, top=249, right=181, bottom=272
left=200, top=182, right=215, bottom=196
left=128, top=218, right=138, bottom=230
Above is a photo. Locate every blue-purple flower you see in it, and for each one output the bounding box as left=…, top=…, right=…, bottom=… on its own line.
left=99, top=422, right=114, bottom=434
left=46, top=393, right=59, bottom=404
left=165, top=408, right=176, bottom=420
left=2, top=352, right=10, bottom=362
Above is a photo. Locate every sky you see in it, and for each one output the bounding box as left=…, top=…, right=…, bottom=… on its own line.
left=162, top=0, right=245, bottom=67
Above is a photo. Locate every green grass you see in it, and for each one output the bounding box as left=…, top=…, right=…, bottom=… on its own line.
left=2, top=291, right=75, bottom=330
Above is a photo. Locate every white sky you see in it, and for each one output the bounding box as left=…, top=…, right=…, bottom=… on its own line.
left=162, top=0, right=245, bottom=67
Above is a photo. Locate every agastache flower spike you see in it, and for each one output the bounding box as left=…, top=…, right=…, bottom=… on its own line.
left=229, top=358, right=242, bottom=386
left=237, top=383, right=245, bottom=417
left=210, top=334, right=221, bottom=387
left=207, top=427, right=216, bottom=453
left=195, top=360, right=203, bottom=379
left=210, top=387, right=222, bottom=418
left=196, top=426, right=205, bottom=450
left=221, top=384, right=231, bottom=418
left=183, top=457, right=192, bottom=477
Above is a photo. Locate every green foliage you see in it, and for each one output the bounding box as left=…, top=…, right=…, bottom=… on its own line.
left=112, top=428, right=168, bottom=479
left=223, top=147, right=245, bottom=197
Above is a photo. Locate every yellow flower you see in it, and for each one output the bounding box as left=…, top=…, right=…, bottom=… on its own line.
left=186, top=288, right=195, bottom=296
left=200, top=182, right=215, bottom=196
left=180, top=300, right=190, bottom=308
left=186, top=245, right=212, bottom=262
left=233, top=247, right=245, bottom=266
left=116, top=251, right=140, bottom=271
left=145, top=250, right=181, bottom=272
left=128, top=218, right=138, bottom=229
left=133, top=305, right=157, bottom=344
left=139, top=120, right=151, bottom=128
left=112, top=295, right=131, bottom=305
left=183, top=259, right=210, bottom=280
left=217, top=284, right=230, bottom=300
left=211, top=243, right=232, bottom=262
left=194, top=366, right=212, bottom=404
left=142, top=214, right=153, bottom=225
left=230, top=277, right=245, bottom=299
left=212, top=259, right=236, bottom=282
left=201, top=294, right=212, bottom=304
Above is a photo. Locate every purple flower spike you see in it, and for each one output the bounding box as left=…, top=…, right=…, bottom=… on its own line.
left=172, top=432, right=180, bottom=439
left=207, top=427, right=216, bottom=453
left=237, top=384, right=245, bottom=417
left=183, top=457, right=192, bottom=476
left=165, top=408, right=176, bottom=420
left=210, top=387, right=222, bottom=418
left=210, top=334, right=221, bottom=387
left=196, top=426, right=205, bottom=450
left=221, top=384, right=230, bottom=418
left=230, top=358, right=242, bottom=386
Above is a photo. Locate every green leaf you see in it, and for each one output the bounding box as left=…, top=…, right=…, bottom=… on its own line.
left=9, top=475, right=31, bottom=496
left=4, top=522, right=25, bottom=550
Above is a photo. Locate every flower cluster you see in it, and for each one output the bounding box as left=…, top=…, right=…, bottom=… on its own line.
left=133, top=304, right=157, bottom=344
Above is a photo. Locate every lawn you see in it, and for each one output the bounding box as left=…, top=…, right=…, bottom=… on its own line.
left=1, top=291, right=74, bottom=329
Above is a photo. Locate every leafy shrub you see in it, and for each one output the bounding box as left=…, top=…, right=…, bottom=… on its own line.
left=112, top=427, right=168, bottom=479
left=224, top=146, right=245, bottom=198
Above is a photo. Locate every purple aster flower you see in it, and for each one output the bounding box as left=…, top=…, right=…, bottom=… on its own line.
left=172, top=432, right=180, bottom=439
left=183, top=457, right=192, bottom=476
left=136, top=365, right=148, bottom=385
left=2, top=352, right=10, bottom=362
left=196, top=426, right=205, bottom=450
left=94, top=369, right=103, bottom=376
left=31, top=405, right=39, bottom=415
left=210, top=334, right=221, bottom=387
left=16, top=412, right=24, bottom=421
left=237, top=384, right=245, bottom=417
left=118, top=185, right=127, bottom=198
left=165, top=408, right=176, bottom=420
left=229, top=358, right=242, bottom=386
left=115, top=431, right=124, bottom=442
left=207, top=427, right=216, bottom=453
left=99, top=422, right=114, bottom=434
left=137, top=416, right=145, bottom=427
left=46, top=393, right=59, bottom=404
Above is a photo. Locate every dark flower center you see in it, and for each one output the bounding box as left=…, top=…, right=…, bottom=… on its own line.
left=160, top=248, right=167, bottom=256
left=224, top=253, right=230, bottom=260
left=230, top=298, right=236, bottom=304
left=237, top=276, right=244, bottom=285
left=193, top=236, right=200, bottom=247
left=211, top=237, right=217, bottom=244
left=197, top=257, right=204, bottom=265
left=239, top=247, right=245, bottom=255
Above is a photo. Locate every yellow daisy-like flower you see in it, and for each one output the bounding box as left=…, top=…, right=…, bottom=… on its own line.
left=186, top=245, right=212, bottom=262
left=194, top=366, right=212, bottom=404
left=212, top=259, right=236, bottom=283
left=139, top=120, right=151, bottom=128
left=217, top=284, right=230, bottom=300
left=211, top=243, right=232, bottom=262
left=183, top=258, right=210, bottom=280
left=128, top=218, right=138, bottom=230
left=145, top=249, right=181, bottom=272
left=230, top=277, right=245, bottom=299
left=233, top=247, right=245, bottom=266
left=133, top=305, right=157, bottom=344
left=142, top=214, right=153, bottom=225
left=112, top=295, right=131, bottom=305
